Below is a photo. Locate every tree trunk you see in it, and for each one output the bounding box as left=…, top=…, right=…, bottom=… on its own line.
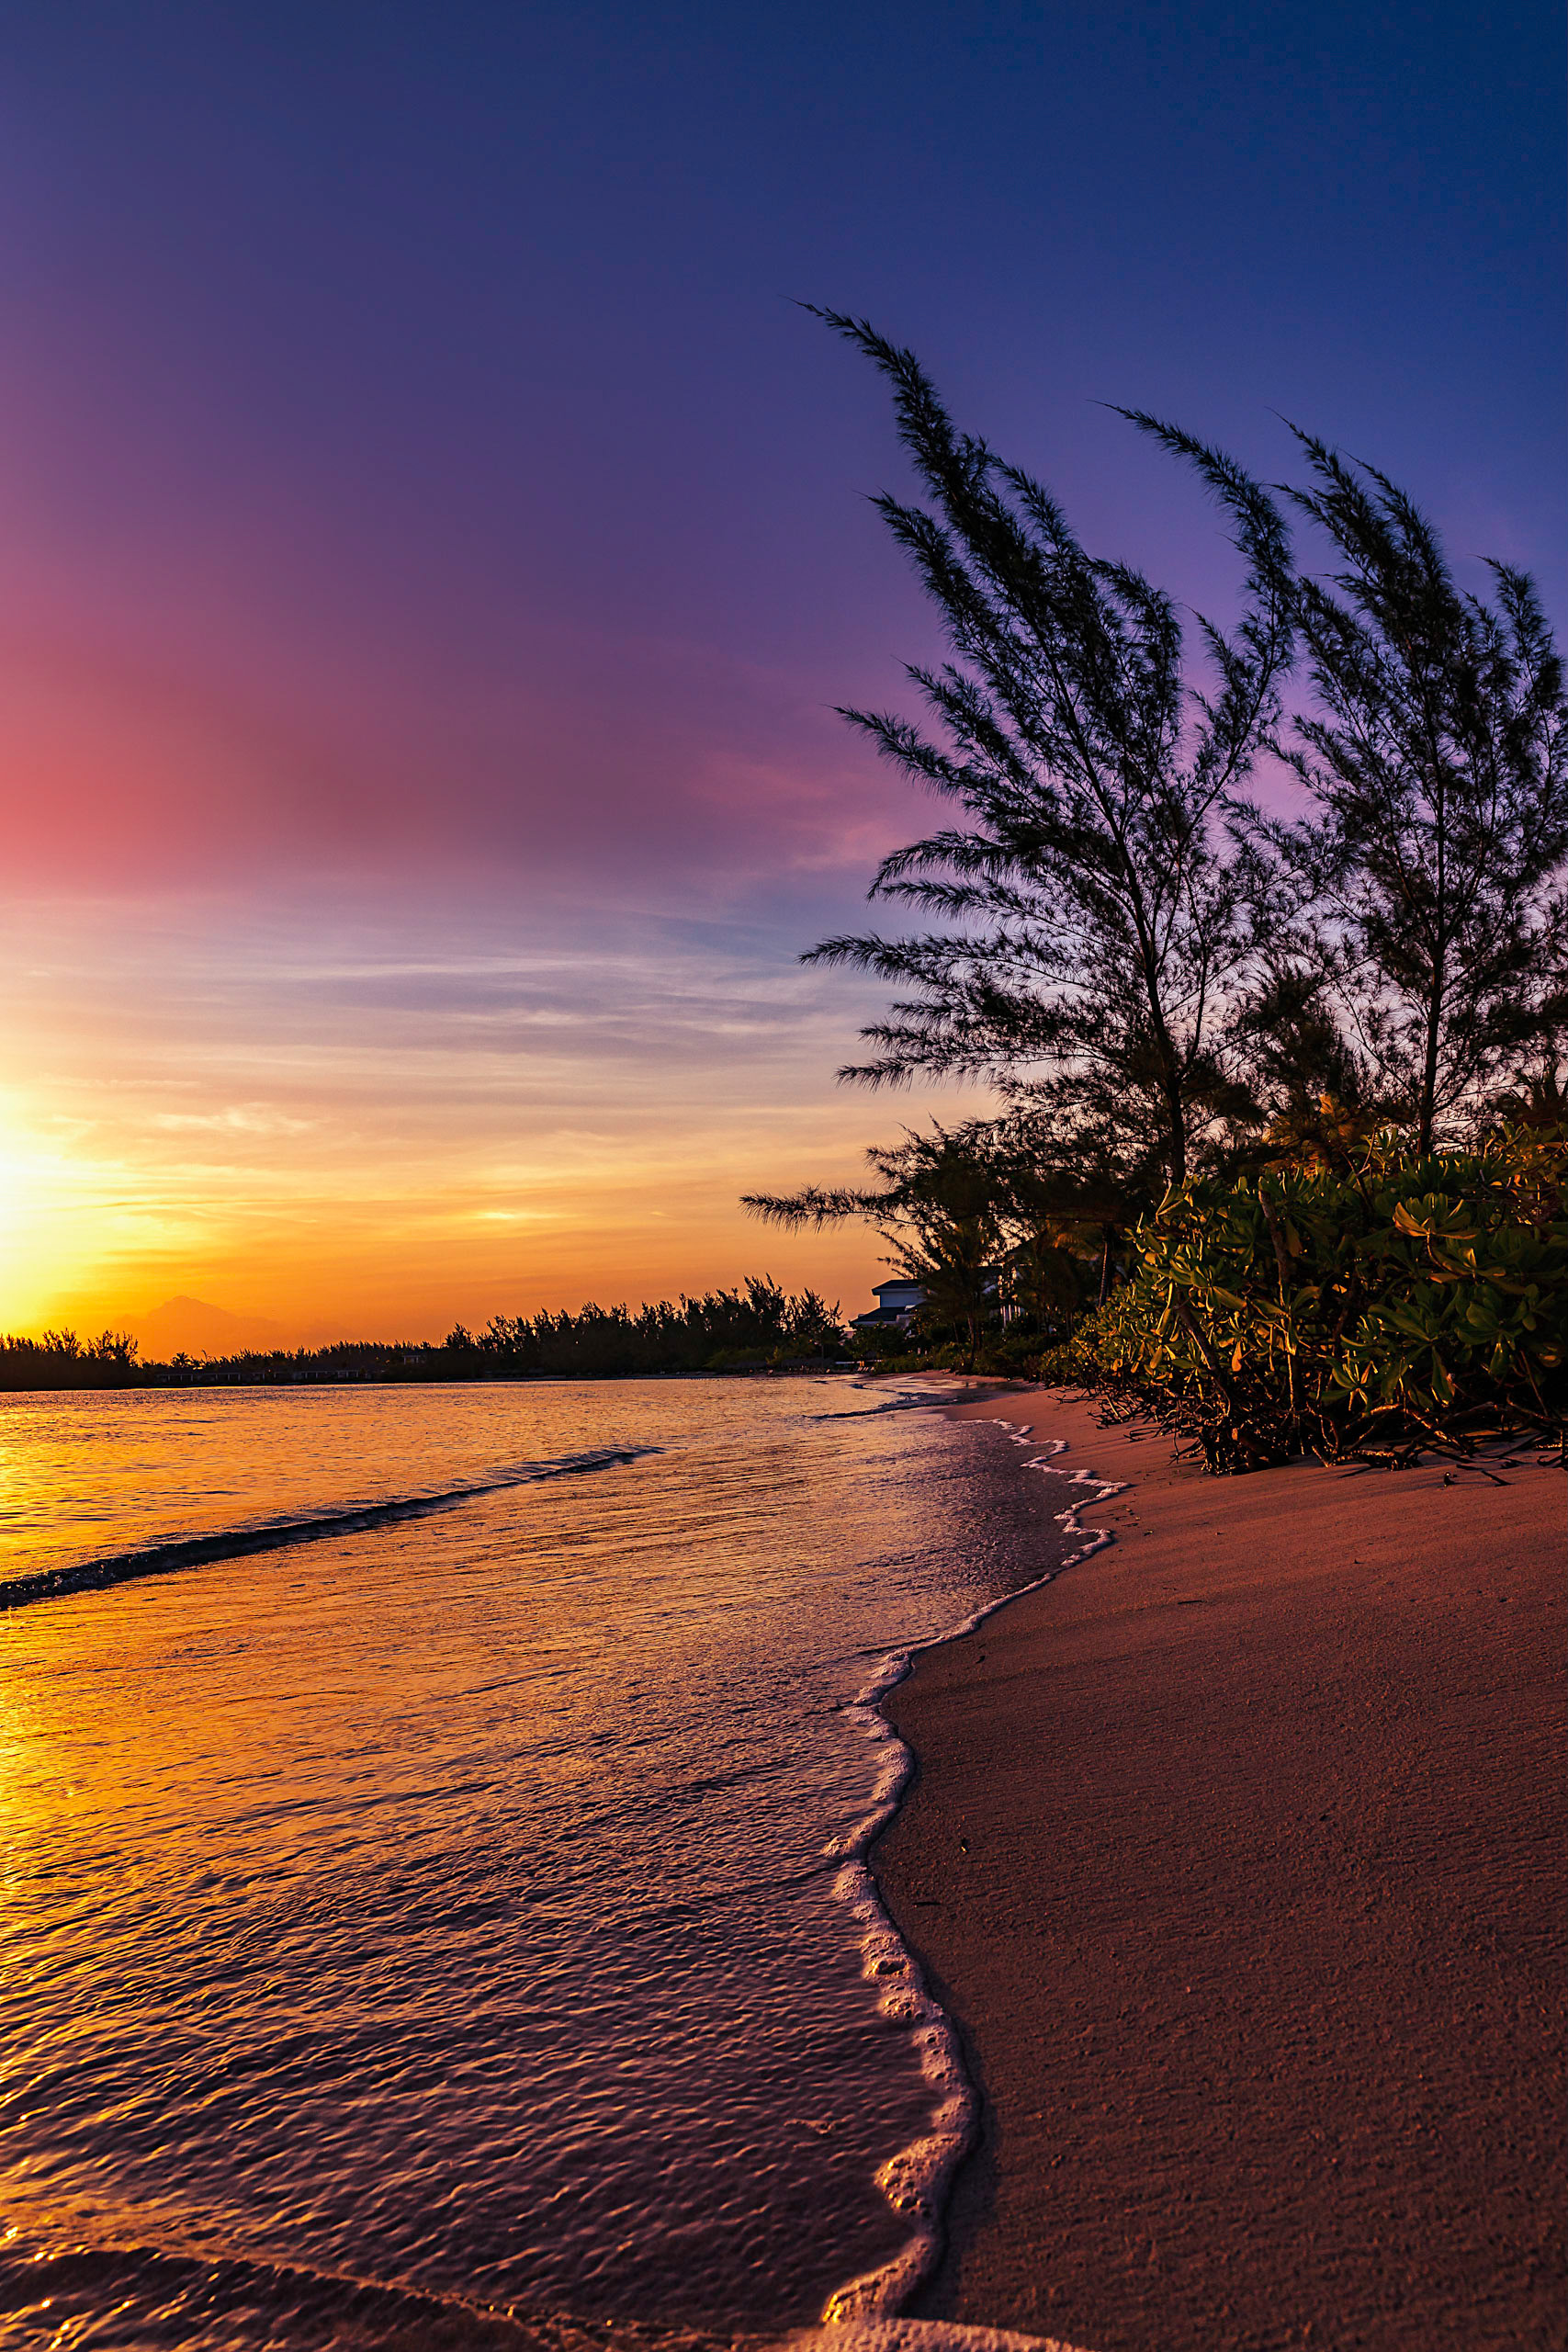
left=1167, top=1091, right=1187, bottom=1189
left=1418, top=946, right=1444, bottom=1159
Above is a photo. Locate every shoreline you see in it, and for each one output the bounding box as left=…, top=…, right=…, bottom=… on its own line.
left=870, top=1385, right=1565, bottom=2350
left=823, top=1384, right=1124, bottom=2324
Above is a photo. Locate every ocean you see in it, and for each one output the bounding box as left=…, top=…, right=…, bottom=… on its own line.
left=0, top=1378, right=1078, bottom=2349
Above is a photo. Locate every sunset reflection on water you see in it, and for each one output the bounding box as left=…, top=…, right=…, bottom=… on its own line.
left=0, top=1381, right=1064, bottom=2346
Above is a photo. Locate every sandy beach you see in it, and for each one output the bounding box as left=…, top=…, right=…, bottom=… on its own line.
left=874, top=1388, right=1565, bottom=2351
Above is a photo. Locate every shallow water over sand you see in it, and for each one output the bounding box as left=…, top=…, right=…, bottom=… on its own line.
left=0, top=1381, right=1066, bottom=2346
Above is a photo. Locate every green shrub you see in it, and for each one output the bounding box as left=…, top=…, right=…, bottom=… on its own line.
left=972, top=1325, right=1053, bottom=1377
left=1046, top=1125, right=1568, bottom=1472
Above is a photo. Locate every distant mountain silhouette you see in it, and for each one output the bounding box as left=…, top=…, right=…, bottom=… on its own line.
left=130, top=1295, right=289, bottom=1359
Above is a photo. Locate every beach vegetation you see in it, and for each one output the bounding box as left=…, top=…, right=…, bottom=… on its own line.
left=744, top=321, right=1568, bottom=1455
left=749, top=1125, right=1002, bottom=1365
left=747, top=1117, right=1124, bottom=1365
left=1043, top=1118, right=1568, bottom=1469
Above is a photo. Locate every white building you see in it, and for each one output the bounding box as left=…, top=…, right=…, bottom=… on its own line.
left=850, top=1278, right=928, bottom=1333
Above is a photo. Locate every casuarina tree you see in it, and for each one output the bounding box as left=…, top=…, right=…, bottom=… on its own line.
left=746, top=1125, right=1004, bottom=1363
left=800, top=312, right=1295, bottom=1188
left=745, top=1113, right=1141, bottom=1345
left=1238, top=435, right=1568, bottom=1156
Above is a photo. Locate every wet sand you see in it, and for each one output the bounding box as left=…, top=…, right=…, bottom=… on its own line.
left=874, top=1389, right=1566, bottom=2352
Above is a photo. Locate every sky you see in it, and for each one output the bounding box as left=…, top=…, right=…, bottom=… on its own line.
left=0, top=0, right=1562, bottom=1342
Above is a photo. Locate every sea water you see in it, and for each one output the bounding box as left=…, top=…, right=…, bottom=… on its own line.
left=0, top=1379, right=1075, bottom=2348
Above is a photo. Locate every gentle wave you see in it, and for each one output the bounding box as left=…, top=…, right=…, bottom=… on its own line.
left=0, top=1445, right=660, bottom=1612
left=807, top=1396, right=954, bottom=1423
left=0, top=2241, right=1096, bottom=2352
left=0, top=2232, right=735, bottom=2352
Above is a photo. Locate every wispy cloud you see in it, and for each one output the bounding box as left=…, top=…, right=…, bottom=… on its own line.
left=0, top=890, right=990, bottom=1340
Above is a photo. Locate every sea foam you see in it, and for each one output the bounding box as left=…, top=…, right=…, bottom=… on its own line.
left=821, top=1414, right=1128, bottom=2323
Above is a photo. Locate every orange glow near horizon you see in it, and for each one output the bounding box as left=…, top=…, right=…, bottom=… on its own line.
left=1, top=897, right=993, bottom=1350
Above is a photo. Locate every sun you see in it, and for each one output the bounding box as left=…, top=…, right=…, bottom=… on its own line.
left=0, top=1149, right=42, bottom=1322
left=0, top=1125, right=89, bottom=1333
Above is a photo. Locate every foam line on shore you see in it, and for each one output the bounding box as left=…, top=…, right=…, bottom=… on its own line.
left=0, top=1445, right=660, bottom=1612
left=820, top=1415, right=1127, bottom=2324
left=785, top=2323, right=1098, bottom=2352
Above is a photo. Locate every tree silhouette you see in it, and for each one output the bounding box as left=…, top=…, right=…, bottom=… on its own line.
left=1230, top=435, right=1568, bottom=1155
left=746, top=1114, right=1134, bottom=1351
left=801, top=312, right=1294, bottom=1186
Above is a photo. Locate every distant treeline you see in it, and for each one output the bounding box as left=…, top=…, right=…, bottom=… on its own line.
left=0, top=1330, right=143, bottom=1389
left=449, top=1277, right=846, bottom=1376
left=0, top=1281, right=851, bottom=1390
